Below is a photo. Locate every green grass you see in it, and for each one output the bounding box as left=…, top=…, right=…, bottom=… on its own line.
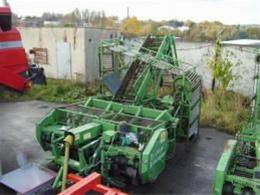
left=0, top=78, right=98, bottom=103
left=0, top=79, right=251, bottom=134
left=200, top=90, right=251, bottom=134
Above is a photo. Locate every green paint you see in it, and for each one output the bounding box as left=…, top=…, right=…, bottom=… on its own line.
left=214, top=52, right=260, bottom=195
left=36, top=35, right=201, bottom=187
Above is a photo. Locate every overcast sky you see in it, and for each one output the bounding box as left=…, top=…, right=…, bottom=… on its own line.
left=4, top=0, right=260, bottom=25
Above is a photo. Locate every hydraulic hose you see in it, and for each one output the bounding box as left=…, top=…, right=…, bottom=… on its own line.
left=61, top=134, right=73, bottom=191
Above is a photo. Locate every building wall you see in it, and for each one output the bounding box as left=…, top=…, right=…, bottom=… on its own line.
left=19, top=28, right=257, bottom=96
left=176, top=41, right=257, bottom=96
left=20, top=27, right=117, bottom=83
left=20, top=27, right=86, bottom=82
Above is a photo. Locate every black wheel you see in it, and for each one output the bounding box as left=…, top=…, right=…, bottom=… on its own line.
left=242, top=188, right=255, bottom=195
left=222, top=182, right=234, bottom=195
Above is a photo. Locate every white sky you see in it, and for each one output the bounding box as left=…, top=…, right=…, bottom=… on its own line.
left=4, top=0, right=260, bottom=25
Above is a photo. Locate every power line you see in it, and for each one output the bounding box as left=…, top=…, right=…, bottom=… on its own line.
left=177, top=44, right=212, bottom=51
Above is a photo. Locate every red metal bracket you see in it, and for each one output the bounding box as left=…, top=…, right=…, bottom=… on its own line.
left=59, top=172, right=128, bottom=195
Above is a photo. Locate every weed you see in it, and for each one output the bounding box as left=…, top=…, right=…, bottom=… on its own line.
left=200, top=90, right=251, bottom=134
left=0, top=78, right=251, bottom=134
left=0, top=79, right=98, bottom=103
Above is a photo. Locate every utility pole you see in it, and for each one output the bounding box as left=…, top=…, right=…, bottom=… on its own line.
left=127, top=7, right=130, bottom=19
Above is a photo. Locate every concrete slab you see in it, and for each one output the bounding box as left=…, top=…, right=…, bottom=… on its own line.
left=0, top=101, right=232, bottom=194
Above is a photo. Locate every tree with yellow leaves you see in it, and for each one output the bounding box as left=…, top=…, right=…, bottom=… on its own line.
left=120, top=17, right=141, bottom=37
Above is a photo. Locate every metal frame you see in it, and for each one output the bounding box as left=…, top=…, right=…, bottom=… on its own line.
left=36, top=35, right=202, bottom=189
left=214, top=50, right=260, bottom=195
left=59, top=172, right=127, bottom=195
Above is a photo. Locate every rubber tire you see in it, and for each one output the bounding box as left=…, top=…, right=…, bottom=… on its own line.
left=242, top=188, right=255, bottom=195
left=222, top=182, right=234, bottom=195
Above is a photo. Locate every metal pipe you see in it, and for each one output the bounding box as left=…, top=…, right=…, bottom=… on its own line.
left=61, top=135, right=73, bottom=191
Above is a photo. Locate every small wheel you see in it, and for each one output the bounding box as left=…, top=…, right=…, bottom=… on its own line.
left=242, top=188, right=255, bottom=195
left=222, top=182, right=234, bottom=195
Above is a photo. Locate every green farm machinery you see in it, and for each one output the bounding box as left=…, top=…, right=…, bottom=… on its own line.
left=214, top=52, right=260, bottom=195
left=36, top=35, right=201, bottom=188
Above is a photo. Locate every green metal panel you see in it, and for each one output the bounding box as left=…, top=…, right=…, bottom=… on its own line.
left=141, top=128, right=169, bottom=183
left=214, top=52, right=260, bottom=195
left=36, top=35, right=202, bottom=187
left=67, top=123, right=101, bottom=145
left=214, top=139, right=237, bottom=195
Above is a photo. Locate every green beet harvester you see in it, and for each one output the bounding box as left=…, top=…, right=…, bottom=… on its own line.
left=36, top=35, right=201, bottom=188
left=214, top=52, right=260, bottom=195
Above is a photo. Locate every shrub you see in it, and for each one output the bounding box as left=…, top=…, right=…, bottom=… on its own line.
left=200, top=90, right=251, bottom=134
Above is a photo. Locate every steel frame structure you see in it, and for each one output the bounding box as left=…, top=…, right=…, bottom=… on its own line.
left=36, top=35, right=202, bottom=189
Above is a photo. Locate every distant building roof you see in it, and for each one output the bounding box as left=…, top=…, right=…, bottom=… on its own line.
left=158, top=25, right=189, bottom=32
left=177, top=26, right=189, bottom=32
left=43, top=21, right=61, bottom=27
left=158, top=25, right=175, bottom=31
left=221, top=39, right=260, bottom=48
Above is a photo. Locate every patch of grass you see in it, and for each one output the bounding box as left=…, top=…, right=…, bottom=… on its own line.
left=0, top=79, right=251, bottom=134
left=200, top=90, right=251, bottom=134
left=0, top=79, right=98, bottom=103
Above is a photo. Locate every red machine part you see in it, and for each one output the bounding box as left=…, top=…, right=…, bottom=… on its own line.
left=0, top=6, right=11, bottom=14
left=59, top=172, right=128, bottom=195
left=0, top=6, right=30, bottom=92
